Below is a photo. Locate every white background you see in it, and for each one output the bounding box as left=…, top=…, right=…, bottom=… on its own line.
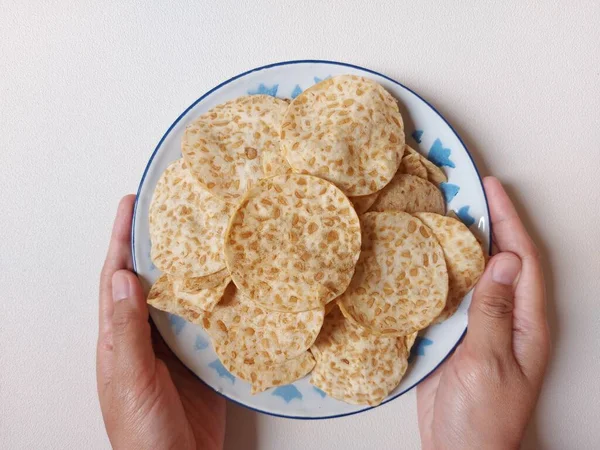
left=1, top=1, right=599, bottom=449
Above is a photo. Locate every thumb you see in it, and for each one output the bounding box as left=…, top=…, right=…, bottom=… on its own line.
left=111, top=270, right=155, bottom=377
left=466, top=252, right=522, bottom=356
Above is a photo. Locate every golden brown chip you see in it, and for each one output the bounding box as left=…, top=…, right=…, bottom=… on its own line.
left=262, top=142, right=293, bottom=177
left=400, top=152, right=428, bottom=179
left=349, top=192, right=381, bottom=215
left=201, top=284, right=324, bottom=365
left=224, top=173, right=361, bottom=312
left=369, top=173, right=445, bottom=215
left=404, top=145, right=447, bottom=185
left=414, top=213, right=485, bottom=323
left=405, top=332, right=418, bottom=352
left=182, top=95, right=289, bottom=201
left=215, top=345, right=316, bottom=394
left=172, top=269, right=230, bottom=291
left=147, top=274, right=203, bottom=324
left=171, top=271, right=230, bottom=313
left=149, top=159, right=233, bottom=277
left=281, top=75, right=405, bottom=196
left=338, top=211, right=448, bottom=336
left=310, top=308, right=409, bottom=406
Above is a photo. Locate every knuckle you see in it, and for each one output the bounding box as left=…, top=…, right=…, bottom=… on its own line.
left=477, top=292, right=514, bottom=319
left=97, top=334, right=113, bottom=353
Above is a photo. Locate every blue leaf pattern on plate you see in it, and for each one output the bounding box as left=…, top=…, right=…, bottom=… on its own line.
left=272, top=385, right=303, bottom=403
left=412, top=130, right=423, bottom=143
left=247, top=83, right=278, bottom=97
left=208, top=359, right=235, bottom=384
left=291, top=84, right=303, bottom=99
left=313, top=387, right=327, bottom=398
left=409, top=336, right=434, bottom=363
left=456, top=206, right=476, bottom=227
left=439, top=182, right=460, bottom=203
left=428, top=139, right=455, bottom=168
left=313, top=75, right=331, bottom=84
left=169, top=314, right=186, bottom=336
left=414, top=337, right=433, bottom=356
left=194, top=335, right=209, bottom=351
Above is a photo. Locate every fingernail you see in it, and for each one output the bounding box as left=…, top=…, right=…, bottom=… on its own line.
left=112, top=271, right=131, bottom=301
left=492, top=254, right=521, bottom=285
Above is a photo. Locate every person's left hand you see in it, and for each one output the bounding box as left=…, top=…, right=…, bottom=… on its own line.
left=97, top=195, right=226, bottom=450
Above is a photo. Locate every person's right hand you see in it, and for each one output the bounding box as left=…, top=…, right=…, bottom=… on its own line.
left=417, top=177, right=550, bottom=450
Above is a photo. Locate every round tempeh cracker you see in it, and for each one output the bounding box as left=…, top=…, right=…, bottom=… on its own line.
left=147, top=274, right=204, bottom=325
left=399, top=152, right=428, bottom=179
left=368, top=173, right=445, bottom=215
left=171, top=271, right=231, bottom=313
left=404, top=145, right=447, bottom=185
left=349, top=191, right=381, bottom=215
left=414, top=213, right=485, bottom=323
left=215, top=344, right=316, bottom=394
left=309, top=307, right=409, bottom=406
left=262, top=139, right=293, bottom=178
left=201, top=284, right=324, bottom=365
left=172, top=268, right=230, bottom=291
left=338, top=211, right=448, bottom=336
left=281, top=75, right=405, bottom=197
left=224, top=173, right=362, bottom=312
left=149, top=159, right=233, bottom=278
left=182, top=95, right=289, bottom=201
left=261, top=145, right=381, bottom=215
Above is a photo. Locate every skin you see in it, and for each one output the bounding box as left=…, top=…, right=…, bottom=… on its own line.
left=417, top=177, right=550, bottom=449
left=97, top=177, right=548, bottom=450
left=97, top=195, right=225, bottom=450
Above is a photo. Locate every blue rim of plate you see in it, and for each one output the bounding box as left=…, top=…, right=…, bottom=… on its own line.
left=131, top=59, right=492, bottom=420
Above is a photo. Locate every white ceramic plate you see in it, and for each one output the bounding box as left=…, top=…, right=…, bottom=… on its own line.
left=132, top=60, right=491, bottom=419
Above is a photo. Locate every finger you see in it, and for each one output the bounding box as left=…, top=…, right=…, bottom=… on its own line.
left=111, top=270, right=155, bottom=381
left=483, top=177, right=548, bottom=358
left=484, top=177, right=545, bottom=319
left=483, top=177, right=538, bottom=259
left=466, top=252, right=522, bottom=357
left=99, top=195, right=136, bottom=342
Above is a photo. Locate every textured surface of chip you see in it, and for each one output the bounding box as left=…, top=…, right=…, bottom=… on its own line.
left=369, top=173, right=445, bottom=215
left=414, top=213, right=485, bottom=323
left=399, top=152, right=428, bottom=179
left=339, top=211, right=448, bottom=336
left=172, top=268, right=230, bottom=291
left=182, top=95, right=289, bottom=201
left=201, top=284, right=324, bottom=365
left=147, top=274, right=203, bottom=324
left=310, top=307, right=409, bottom=406
left=171, top=271, right=230, bottom=313
left=349, top=192, right=381, bottom=215
left=281, top=75, right=405, bottom=196
left=216, top=344, right=316, bottom=394
left=404, top=145, right=447, bottom=185
left=149, top=159, right=233, bottom=277
left=224, top=173, right=362, bottom=312
left=405, top=331, right=418, bottom=352
left=261, top=150, right=293, bottom=177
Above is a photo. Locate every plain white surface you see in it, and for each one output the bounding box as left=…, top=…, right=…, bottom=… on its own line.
left=1, top=1, right=599, bottom=449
